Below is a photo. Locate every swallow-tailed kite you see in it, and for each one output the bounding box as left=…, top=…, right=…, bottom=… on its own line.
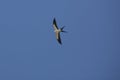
left=53, top=18, right=66, bottom=44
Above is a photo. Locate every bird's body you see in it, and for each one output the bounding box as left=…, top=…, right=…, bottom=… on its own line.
left=54, top=29, right=61, bottom=33
left=52, top=18, right=66, bottom=44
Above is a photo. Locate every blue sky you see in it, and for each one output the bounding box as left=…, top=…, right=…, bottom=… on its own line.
left=0, top=0, right=120, bottom=80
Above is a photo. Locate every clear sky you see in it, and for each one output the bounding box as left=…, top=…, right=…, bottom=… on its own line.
left=0, top=0, right=120, bottom=80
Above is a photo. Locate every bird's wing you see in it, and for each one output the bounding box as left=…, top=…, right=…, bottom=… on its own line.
left=53, top=18, right=58, bottom=30
left=56, top=32, right=62, bottom=44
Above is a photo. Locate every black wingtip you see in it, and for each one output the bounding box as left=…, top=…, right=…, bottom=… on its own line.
left=53, top=17, right=56, bottom=21
left=59, top=42, right=62, bottom=45
left=53, top=18, right=56, bottom=23
left=57, top=39, right=62, bottom=45
left=58, top=41, right=62, bottom=45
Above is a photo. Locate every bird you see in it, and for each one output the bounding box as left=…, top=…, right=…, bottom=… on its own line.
left=52, top=18, right=67, bottom=44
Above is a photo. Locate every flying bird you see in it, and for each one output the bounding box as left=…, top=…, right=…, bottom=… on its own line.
left=53, top=18, right=66, bottom=44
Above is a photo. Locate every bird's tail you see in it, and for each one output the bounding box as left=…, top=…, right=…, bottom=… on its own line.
left=61, top=26, right=67, bottom=33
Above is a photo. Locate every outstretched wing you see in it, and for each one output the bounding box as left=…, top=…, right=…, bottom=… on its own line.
left=56, top=32, right=62, bottom=44
left=53, top=18, right=58, bottom=30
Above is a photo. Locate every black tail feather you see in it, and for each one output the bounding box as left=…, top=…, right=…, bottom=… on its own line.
left=61, top=26, right=67, bottom=33
left=62, top=30, right=67, bottom=33
left=61, top=26, right=65, bottom=30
